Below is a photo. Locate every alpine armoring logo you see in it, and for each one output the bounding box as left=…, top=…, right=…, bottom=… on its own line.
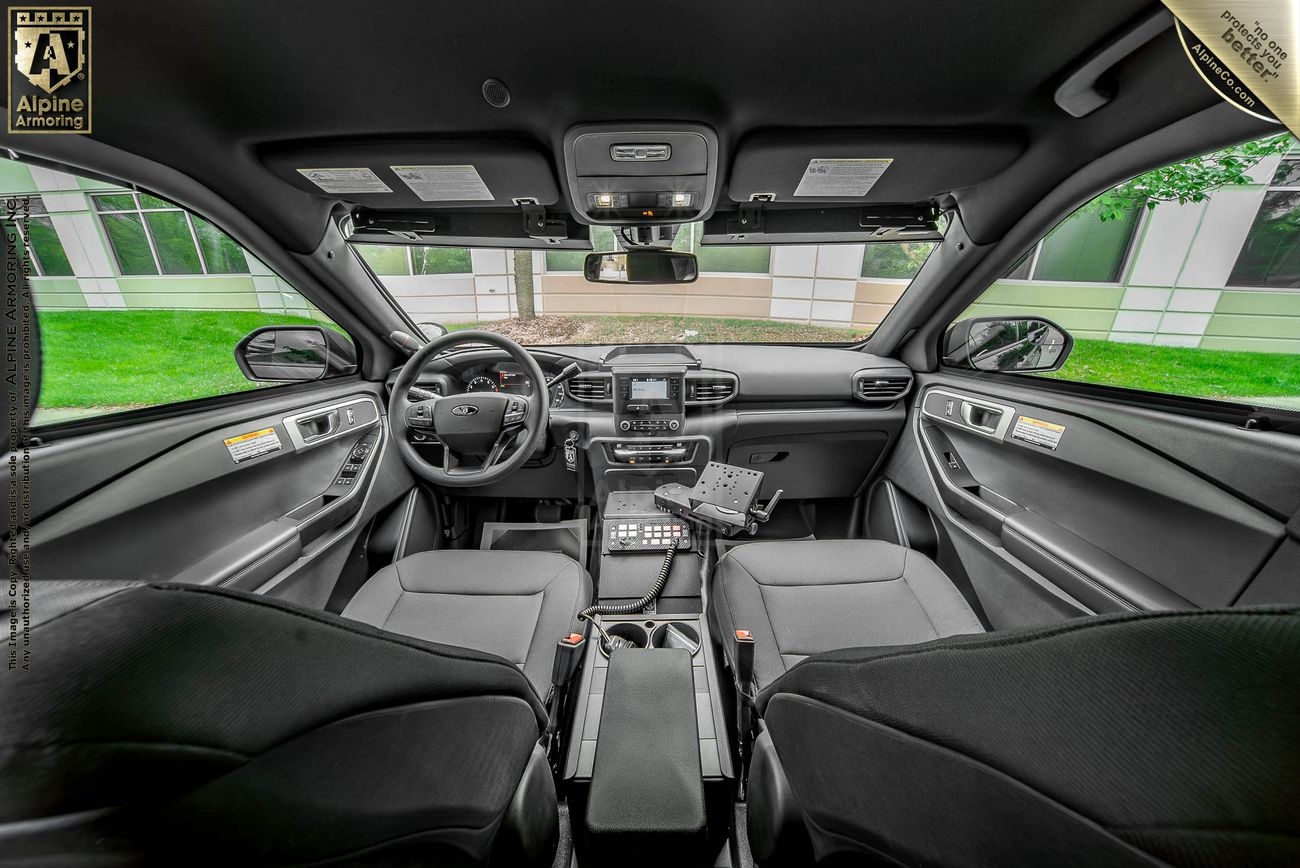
left=8, top=7, right=91, bottom=133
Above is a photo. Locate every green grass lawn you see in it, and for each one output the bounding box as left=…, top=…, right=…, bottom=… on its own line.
left=1045, top=339, right=1300, bottom=400
left=36, top=310, right=321, bottom=409
left=29, top=311, right=1300, bottom=416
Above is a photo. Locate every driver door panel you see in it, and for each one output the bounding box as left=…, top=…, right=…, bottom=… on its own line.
left=21, top=381, right=413, bottom=604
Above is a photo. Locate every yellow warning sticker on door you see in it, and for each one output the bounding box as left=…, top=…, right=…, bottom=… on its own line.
left=223, top=427, right=282, bottom=463
left=1011, top=416, right=1065, bottom=450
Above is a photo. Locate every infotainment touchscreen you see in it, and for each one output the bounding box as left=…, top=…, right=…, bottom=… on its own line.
left=630, top=377, right=669, bottom=400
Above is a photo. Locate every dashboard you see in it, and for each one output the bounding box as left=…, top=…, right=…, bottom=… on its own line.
left=386, top=342, right=915, bottom=499
left=392, top=343, right=915, bottom=407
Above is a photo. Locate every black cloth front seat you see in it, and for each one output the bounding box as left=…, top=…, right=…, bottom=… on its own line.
left=709, top=540, right=983, bottom=691
left=342, top=549, right=592, bottom=695
left=752, top=607, right=1300, bottom=867
left=1, top=580, right=563, bottom=866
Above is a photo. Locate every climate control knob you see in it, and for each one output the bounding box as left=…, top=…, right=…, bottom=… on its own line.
left=620, top=420, right=631, bottom=432
left=668, top=419, right=680, bottom=431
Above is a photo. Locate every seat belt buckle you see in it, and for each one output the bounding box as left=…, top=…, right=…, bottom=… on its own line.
left=552, top=631, right=586, bottom=691
left=733, top=629, right=756, bottom=701
left=543, top=632, right=587, bottom=773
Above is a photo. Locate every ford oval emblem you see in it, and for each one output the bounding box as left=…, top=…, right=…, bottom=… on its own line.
left=450, top=404, right=478, bottom=417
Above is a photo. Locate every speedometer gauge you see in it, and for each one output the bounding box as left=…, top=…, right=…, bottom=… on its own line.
left=465, top=375, right=499, bottom=392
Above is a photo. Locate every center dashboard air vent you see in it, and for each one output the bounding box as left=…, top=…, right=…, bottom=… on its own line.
left=686, top=376, right=737, bottom=404
left=853, top=370, right=913, bottom=402
left=568, top=374, right=612, bottom=402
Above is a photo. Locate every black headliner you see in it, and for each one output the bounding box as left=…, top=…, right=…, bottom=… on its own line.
left=0, top=0, right=1262, bottom=255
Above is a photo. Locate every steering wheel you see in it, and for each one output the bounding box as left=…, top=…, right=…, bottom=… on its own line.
left=390, top=330, right=550, bottom=487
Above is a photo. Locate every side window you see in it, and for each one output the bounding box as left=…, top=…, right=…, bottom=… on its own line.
left=952, top=134, right=1300, bottom=410
left=1, top=158, right=355, bottom=426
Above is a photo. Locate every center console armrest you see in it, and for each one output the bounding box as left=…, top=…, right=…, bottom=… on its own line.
left=584, top=648, right=707, bottom=857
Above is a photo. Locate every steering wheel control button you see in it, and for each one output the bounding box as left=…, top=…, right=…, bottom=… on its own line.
left=407, top=402, right=435, bottom=428
left=503, top=398, right=527, bottom=425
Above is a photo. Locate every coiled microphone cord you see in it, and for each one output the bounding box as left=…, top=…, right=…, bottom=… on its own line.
left=577, top=545, right=677, bottom=637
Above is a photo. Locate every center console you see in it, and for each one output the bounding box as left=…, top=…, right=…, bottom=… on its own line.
left=563, top=613, right=735, bottom=863
left=562, top=461, right=786, bottom=863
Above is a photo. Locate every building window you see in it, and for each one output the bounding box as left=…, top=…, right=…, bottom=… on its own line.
left=1228, top=156, right=1300, bottom=288
left=14, top=200, right=74, bottom=276
left=1003, top=203, right=1142, bottom=283
left=92, top=192, right=249, bottom=276
left=355, top=244, right=472, bottom=276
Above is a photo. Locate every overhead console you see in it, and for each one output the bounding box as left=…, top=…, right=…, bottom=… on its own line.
left=562, top=123, right=720, bottom=226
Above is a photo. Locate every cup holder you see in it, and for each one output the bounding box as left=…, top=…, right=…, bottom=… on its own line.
left=650, top=622, right=701, bottom=656
left=598, top=622, right=648, bottom=656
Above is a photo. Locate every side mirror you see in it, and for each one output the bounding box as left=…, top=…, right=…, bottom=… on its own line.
left=417, top=321, right=449, bottom=339
left=235, top=326, right=358, bottom=382
left=584, top=250, right=698, bottom=284
left=944, top=316, right=1073, bottom=373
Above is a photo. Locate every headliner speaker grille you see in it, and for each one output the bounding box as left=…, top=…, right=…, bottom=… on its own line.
left=481, top=78, right=511, bottom=108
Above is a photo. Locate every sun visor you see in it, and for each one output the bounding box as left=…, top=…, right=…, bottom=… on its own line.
left=726, top=131, right=1023, bottom=204
left=261, top=140, right=562, bottom=209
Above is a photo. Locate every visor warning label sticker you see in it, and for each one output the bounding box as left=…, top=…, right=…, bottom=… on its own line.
left=224, top=427, right=282, bottom=463
left=1011, top=416, right=1065, bottom=451
left=390, top=165, right=494, bottom=201
left=297, top=168, right=392, bottom=195
left=793, top=158, right=893, bottom=197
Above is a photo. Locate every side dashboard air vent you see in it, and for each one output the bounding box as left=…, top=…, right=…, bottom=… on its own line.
left=567, top=375, right=612, bottom=402
left=853, top=370, right=913, bottom=402
left=687, top=376, right=737, bottom=404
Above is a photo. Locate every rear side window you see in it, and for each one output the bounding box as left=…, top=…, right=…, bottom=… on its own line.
left=0, top=157, right=355, bottom=426
left=953, top=134, right=1300, bottom=410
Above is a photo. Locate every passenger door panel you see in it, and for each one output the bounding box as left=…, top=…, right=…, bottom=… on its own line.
left=886, top=373, right=1297, bottom=626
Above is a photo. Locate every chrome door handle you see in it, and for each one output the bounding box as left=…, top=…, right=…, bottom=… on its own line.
left=960, top=401, right=1004, bottom=434
left=296, top=410, right=339, bottom=442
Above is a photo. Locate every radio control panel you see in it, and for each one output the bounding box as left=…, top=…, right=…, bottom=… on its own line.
left=613, top=372, right=685, bottom=436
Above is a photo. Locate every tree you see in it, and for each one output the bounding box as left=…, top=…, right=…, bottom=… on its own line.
left=512, top=249, right=536, bottom=319
left=1090, top=133, right=1293, bottom=222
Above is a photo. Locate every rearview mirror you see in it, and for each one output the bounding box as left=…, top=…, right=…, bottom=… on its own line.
left=235, top=326, right=358, bottom=382
left=943, top=317, right=1073, bottom=373
left=584, top=250, right=698, bottom=284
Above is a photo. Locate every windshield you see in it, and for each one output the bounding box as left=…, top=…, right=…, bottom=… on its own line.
left=352, top=222, right=935, bottom=344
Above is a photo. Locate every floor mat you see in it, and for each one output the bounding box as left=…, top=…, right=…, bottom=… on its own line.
left=481, top=519, right=588, bottom=570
